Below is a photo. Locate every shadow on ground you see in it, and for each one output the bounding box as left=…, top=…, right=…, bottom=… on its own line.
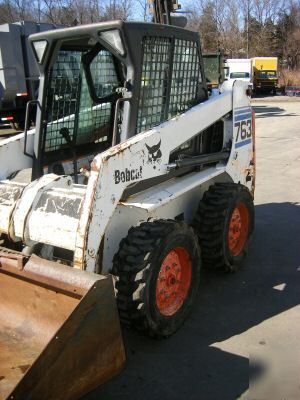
left=83, top=202, right=300, bottom=400
left=253, top=105, right=298, bottom=119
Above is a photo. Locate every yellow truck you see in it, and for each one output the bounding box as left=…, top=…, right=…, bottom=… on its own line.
left=252, top=57, right=278, bottom=94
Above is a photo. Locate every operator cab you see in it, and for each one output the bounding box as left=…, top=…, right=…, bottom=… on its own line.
left=29, top=21, right=208, bottom=182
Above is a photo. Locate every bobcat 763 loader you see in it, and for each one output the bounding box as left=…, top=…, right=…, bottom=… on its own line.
left=0, top=15, right=255, bottom=400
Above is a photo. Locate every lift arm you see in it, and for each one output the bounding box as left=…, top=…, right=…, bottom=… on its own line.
left=148, top=0, right=181, bottom=25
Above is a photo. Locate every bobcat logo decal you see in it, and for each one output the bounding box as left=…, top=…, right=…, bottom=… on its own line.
left=145, top=140, right=162, bottom=165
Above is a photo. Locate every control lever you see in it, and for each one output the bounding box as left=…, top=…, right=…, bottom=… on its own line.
left=59, top=127, right=78, bottom=183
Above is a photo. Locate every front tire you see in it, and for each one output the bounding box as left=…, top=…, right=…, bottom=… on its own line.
left=193, top=183, right=254, bottom=272
left=112, top=220, right=201, bottom=338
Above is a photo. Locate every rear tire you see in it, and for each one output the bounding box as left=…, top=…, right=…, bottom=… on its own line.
left=193, top=183, right=254, bottom=272
left=112, top=220, right=201, bottom=338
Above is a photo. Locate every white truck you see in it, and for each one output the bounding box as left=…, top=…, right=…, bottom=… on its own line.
left=225, top=59, right=252, bottom=89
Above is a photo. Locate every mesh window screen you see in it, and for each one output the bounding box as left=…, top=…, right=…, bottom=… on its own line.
left=137, top=36, right=203, bottom=133
left=43, top=49, right=120, bottom=153
left=44, top=51, right=81, bottom=152
left=169, top=39, right=202, bottom=117
left=137, top=36, right=172, bottom=133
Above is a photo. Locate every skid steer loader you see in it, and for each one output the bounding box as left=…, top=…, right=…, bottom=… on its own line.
left=0, top=16, right=255, bottom=400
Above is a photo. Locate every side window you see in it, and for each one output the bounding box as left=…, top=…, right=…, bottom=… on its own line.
left=137, top=36, right=203, bottom=133
left=137, top=36, right=172, bottom=133
left=169, top=39, right=202, bottom=117
left=44, top=51, right=81, bottom=152
left=90, top=51, right=120, bottom=98
left=43, top=49, right=121, bottom=153
left=77, top=51, right=120, bottom=145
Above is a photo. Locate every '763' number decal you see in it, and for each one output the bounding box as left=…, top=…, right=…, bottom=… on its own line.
left=234, top=119, right=252, bottom=149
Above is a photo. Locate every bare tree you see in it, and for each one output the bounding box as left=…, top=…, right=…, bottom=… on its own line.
left=101, top=0, right=133, bottom=21
left=135, top=0, right=150, bottom=21
left=0, top=0, right=300, bottom=73
left=0, top=1, right=17, bottom=22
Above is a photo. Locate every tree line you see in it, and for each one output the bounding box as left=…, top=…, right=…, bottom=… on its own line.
left=0, top=0, right=299, bottom=69
left=0, top=0, right=146, bottom=25
left=186, top=0, right=300, bottom=69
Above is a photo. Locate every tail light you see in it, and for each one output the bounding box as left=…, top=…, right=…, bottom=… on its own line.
left=1, top=116, right=14, bottom=121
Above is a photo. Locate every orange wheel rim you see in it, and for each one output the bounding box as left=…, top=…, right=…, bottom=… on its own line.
left=228, top=203, right=250, bottom=256
left=155, top=247, right=192, bottom=317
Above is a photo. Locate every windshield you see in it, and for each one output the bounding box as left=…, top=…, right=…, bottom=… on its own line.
left=258, top=70, right=277, bottom=79
left=230, top=72, right=250, bottom=79
left=43, top=47, right=121, bottom=155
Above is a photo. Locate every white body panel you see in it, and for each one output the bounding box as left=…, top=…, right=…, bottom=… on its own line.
left=0, top=181, right=26, bottom=233
left=102, top=167, right=229, bottom=274
left=0, top=81, right=254, bottom=273
left=225, top=80, right=254, bottom=193
left=78, top=86, right=233, bottom=271
left=0, top=129, right=35, bottom=180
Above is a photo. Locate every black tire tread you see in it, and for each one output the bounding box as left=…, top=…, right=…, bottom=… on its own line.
left=193, top=183, right=254, bottom=272
left=112, top=219, right=197, bottom=337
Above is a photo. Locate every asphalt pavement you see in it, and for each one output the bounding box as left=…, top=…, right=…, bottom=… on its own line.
left=1, top=98, right=299, bottom=400
left=82, top=100, right=300, bottom=400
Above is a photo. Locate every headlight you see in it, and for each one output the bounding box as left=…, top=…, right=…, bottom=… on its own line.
left=99, top=30, right=124, bottom=56
left=32, top=40, right=48, bottom=64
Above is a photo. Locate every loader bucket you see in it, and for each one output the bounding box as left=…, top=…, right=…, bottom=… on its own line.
left=0, top=251, right=125, bottom=400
